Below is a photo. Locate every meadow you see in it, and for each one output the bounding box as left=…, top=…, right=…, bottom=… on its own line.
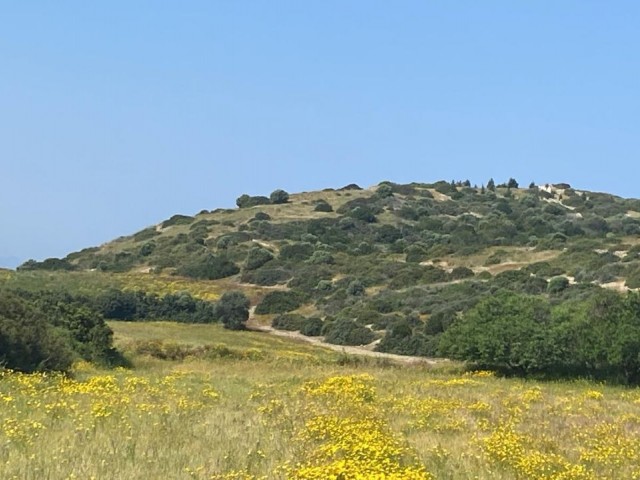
left=1, top=321, right=640, bottom=479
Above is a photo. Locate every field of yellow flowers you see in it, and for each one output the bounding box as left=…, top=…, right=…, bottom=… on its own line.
left=2, top=321, right=640, bottom=479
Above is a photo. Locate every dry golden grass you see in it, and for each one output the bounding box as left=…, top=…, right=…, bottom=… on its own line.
left=439, top=246, right=562, bottom=274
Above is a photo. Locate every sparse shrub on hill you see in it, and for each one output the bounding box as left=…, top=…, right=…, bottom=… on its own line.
left=346, top=280, right=366, bottom=296
left=215, top=291, right=250, bottom=330
left=241, top=267, right=292, bottom=286
left=139, top=241, right=156, bottom=256
left=338, top=183, right=362, bottom=191
left=253, top=211, right=271, bottom=221
left=244, top=247, right=274, bottom=270
left=375, top=225, right=403, bottom=244
left=236, top=194, right=271, bottom=208
left=215, top=232, right=252, bottom=250
left=255, top=290, right=307, bottom=314
left=280, top=242, right=314, bottom=261
left=177, top=254, right=239, bottom=280
left=161, top=214, right=194, bottom=228
left=449, top=266, right=475, bottom=280
left=375, top=184, right=394, bottom=198
left=433, top=181, right=456, bottom=195
left=626, top=268, right=640, bottom=289
left=307, top=250, right=334, bottom=265
left=270, top=189, right=290, bottom=204
left=547, top=276, right=569, bottom=293
left=375, top=316, right=435, bottom=356
left=133, top=227, right=160, bottom=242
left=324, top=317, right=375, bottom=346
left=18, top=258, right=76, bottom=271
left=271, top=313, right=305, bottom=331
left=348, top=206, right=378, bottom=223
left=300, top=316, right=323, bottom=336
left=313, top=200, right=333, bottom=212
left=405, top=243, right=430, bottom=263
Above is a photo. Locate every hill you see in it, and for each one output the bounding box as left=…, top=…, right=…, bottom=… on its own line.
left=7, top=178, right=640, bottom=379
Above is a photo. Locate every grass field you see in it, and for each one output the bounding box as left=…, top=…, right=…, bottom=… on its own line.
left=2, top=321, right=640, bottom=479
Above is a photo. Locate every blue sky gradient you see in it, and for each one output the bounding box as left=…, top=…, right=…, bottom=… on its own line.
left=1, top=2, right=639, bottom=267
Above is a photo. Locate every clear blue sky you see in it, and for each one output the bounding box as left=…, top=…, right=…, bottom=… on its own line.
left=1, top=2, right=638, bottom=268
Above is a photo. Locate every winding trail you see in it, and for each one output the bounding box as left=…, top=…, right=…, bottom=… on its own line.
left=246, top=309, right=442, bottom=366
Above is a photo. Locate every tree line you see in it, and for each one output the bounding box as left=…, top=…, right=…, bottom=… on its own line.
left=0, top=288, right=250, bottom=373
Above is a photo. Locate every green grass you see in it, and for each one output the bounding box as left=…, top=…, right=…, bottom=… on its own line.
left=110, top=320, right=340, bottom=364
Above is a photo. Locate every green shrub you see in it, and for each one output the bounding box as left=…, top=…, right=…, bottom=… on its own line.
left=245, top=247, right=274, bottom=270
left=270, top=189, right=290, bottom=204
left=300, top=317, right=323, bottom=336
left=177, top=255, right=239, bottom=280
left=547, top=276, right=569, bottom=293
left=215, top=291, right=250, bottom=330
left=626, top=268, right=640, bottom=289
left=236, top=194, right=271, bottom=208
left=253, top=211, right=271, bottom=221
left=324, top=318, right=375, bottom=346
left=280, top=242, right=314, bottom=261
left=346, top=280, right=366, bottom=296
left=0, top=292, right=73, bottom=372
left=449, top=266, right=474, bottom=280
left=133, top=227, right=160, bottom=242
left=348, top=206, right=377, bottom=223
left=255, top=290, right=307, bottom=314
left=271, top=313, right=305, bottom=331
left=314, top=200, right=333, bottom=212
left=241, top=268, right=292, bottom=286
left=17, top=258, right=76, bottom=271
left=307, top=250, right=334, bottom=265
left=161, top=214, right=194, bottom=228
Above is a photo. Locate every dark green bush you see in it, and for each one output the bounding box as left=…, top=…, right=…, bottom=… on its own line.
left=271, top=313, right=305, bottom=331
left=270, top=189, right=290, bottom=204
left=18, top=258, right=76, bottom=271
left=215, top=291, right=250, bottom=330
left=241, top=268, right=292, bottom=286
left=0, top=292, right=73, bottom=372
left=324, top=318, right=375, bottom=346
left=314, top=200, right=333, bottom=212
left=236, top=194, right=271, bottom=208
left=548, top=276, right=569, bottom=293
left=300, top=317, right=323, bottom=336
left=280, top=242, right=314, bottom=261
left=177, top=255, right=239, bottom=280
left=161, top=214, right=194, bottom=228
left=245, top=247, right=274, bottom=270
left=449, top=266, right=474, bottom=280
left=255, top=290, right=307, bottom=314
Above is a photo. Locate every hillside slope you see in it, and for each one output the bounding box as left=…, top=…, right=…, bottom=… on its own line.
left=15, top=179, right=640, bottom=359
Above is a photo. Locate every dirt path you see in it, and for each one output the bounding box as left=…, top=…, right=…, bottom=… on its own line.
left=246, top=309, right=442, bottom=366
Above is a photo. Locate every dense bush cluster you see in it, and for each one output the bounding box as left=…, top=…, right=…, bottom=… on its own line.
left=439, top=290, right=640, bottom=383
left=96, top=288, right=218, bottom=323
left=0, top=290, right=122, bottom=372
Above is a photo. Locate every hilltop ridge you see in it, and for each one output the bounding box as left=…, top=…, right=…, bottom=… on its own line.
left=12, top=178, right=640, bottom=363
